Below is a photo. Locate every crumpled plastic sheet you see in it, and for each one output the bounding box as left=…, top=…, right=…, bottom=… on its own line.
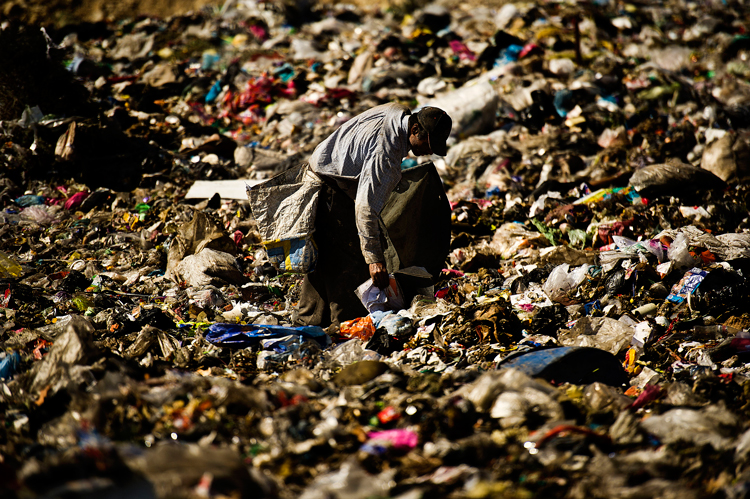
left=205, top=323, right=330, bottom=348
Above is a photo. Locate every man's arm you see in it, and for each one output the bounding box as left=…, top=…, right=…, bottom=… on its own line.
left=354, top=150, right=402, bottom=288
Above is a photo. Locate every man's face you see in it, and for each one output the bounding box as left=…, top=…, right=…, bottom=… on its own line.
left=409, top=125, right=432, bottom=156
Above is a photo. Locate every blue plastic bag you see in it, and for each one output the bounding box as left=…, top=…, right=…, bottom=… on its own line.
left=0, top=351, right=21, bottom=380
left=14, top=195, right=45, bottom=207
left=205, top=323, right=330, bottom=348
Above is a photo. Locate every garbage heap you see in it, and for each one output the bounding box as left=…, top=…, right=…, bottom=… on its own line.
left=4, top=0, right=750, bottom=497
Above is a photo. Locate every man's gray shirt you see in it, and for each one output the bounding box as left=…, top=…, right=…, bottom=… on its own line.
left=309, top=102, right=411, bottom=264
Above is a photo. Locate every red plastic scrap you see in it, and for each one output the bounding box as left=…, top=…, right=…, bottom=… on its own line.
left=277, top=390, right=308, bottom=407
left=655, top=316, right=683, bottom=343
left=64, top=191, right=89, bottom=211
left=627, top=383, right=663, bottom=410
left=442, top=268, right=465, bottom=278
left=697, top=249, right=716, bottom=264
left=236, top=105, right=264, bottom=125
left=49, top=271, right=70, bottom=281
left=534, top=424, right=611, bottom=448
left=107, top=74, right=139, bottom=84
left=187, top=102, right=215, bottom=125
left=315, top=88, right=356, bottom=105
left=1, top=286, right=10, bottom=308
left=215, top=74, right=297, bottom=124
left=435, top=283, right=458, bottom=300
left=232, top=230, right=244, bottom=246
left=236, top=74, right=296, bottom=109
left=519, top=43, right=543, bottom=58
left=377, top=406, right=401, bottom=424
left=244, top=23, right=269, bottom=42
left=33, top=339, right=49, bottom=360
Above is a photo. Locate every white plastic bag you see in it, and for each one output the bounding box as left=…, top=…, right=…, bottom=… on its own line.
left=355, top=275, right=405, bottom=313
left=667, top=232, right=699, bottom=269
left=422, top=80, right=499, bottom=139
left=542, top=263, right=591, bottom=303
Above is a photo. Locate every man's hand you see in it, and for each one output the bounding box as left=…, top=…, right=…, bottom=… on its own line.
left=369, top=262, right=389, bottom=289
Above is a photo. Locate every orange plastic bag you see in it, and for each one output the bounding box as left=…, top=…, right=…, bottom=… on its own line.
left=339, top=315, right=376, bottom=341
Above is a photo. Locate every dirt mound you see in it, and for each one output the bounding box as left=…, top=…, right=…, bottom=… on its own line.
left=2, top=0, right=507, bottom=27
left=2, top=0, right=221, bottom=26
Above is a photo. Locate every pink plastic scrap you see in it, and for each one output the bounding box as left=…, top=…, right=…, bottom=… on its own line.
left=366, top=428, right=419, bottom=451
left=64, top=191, right=89, bottom=210
left=449, top=40, right=476, bottom=61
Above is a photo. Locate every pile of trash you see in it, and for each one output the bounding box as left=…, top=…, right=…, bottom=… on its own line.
left=4, top=0, right=750, bottom=497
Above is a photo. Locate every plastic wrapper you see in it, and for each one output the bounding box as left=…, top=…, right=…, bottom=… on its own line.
left=173, top=248, right=248, bottom=288
left=613, top=235, right=666, bottom=262
left=166, top=210, right=238, bottom=279
left=700, top=131, right=750, bottom=182
left=666, top=267, right=708, bottom=304
left=29, top=316, right=96, bottom=395
left=497, top=346, right=628, bottom=386
left=735, top=427, right=750, bottom=463
left=332, top=360, right=389, bottom=386
left=584, top=382, right=632, bottom=413
left=20, top=205, right=56, bottom=225
left=120, top=442, right=266, bottom=498
left=659, top=226, right=750, bottom=262
left=574, top=186, right=641, bottom=205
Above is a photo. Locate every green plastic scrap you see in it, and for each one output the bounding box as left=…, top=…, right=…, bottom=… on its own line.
left=135, top=203, right=151, bottom=213
left=637, top=82, right=681, bottom=100
left=530, top=218, right=562, bottom=246
left=567, top=228, right=588, bottom=249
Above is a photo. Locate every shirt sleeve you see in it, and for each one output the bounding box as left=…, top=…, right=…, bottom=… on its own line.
left=354, top=142, right=402, bottom=264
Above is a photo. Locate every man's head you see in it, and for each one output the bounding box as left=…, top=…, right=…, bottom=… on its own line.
left=408, top=107, right=452, bottom=156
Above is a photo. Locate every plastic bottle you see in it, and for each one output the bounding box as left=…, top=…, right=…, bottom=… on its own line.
left=0, top=251, right=22, bottom=278
left=633, top=303, right=658, bottom=317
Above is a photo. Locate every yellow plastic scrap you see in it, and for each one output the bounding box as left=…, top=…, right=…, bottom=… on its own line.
left=0, top=251, right=23, bottom=278
left=565, top=115, right=586, bottom=128
left=535, top=26, right=566, bottom=41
